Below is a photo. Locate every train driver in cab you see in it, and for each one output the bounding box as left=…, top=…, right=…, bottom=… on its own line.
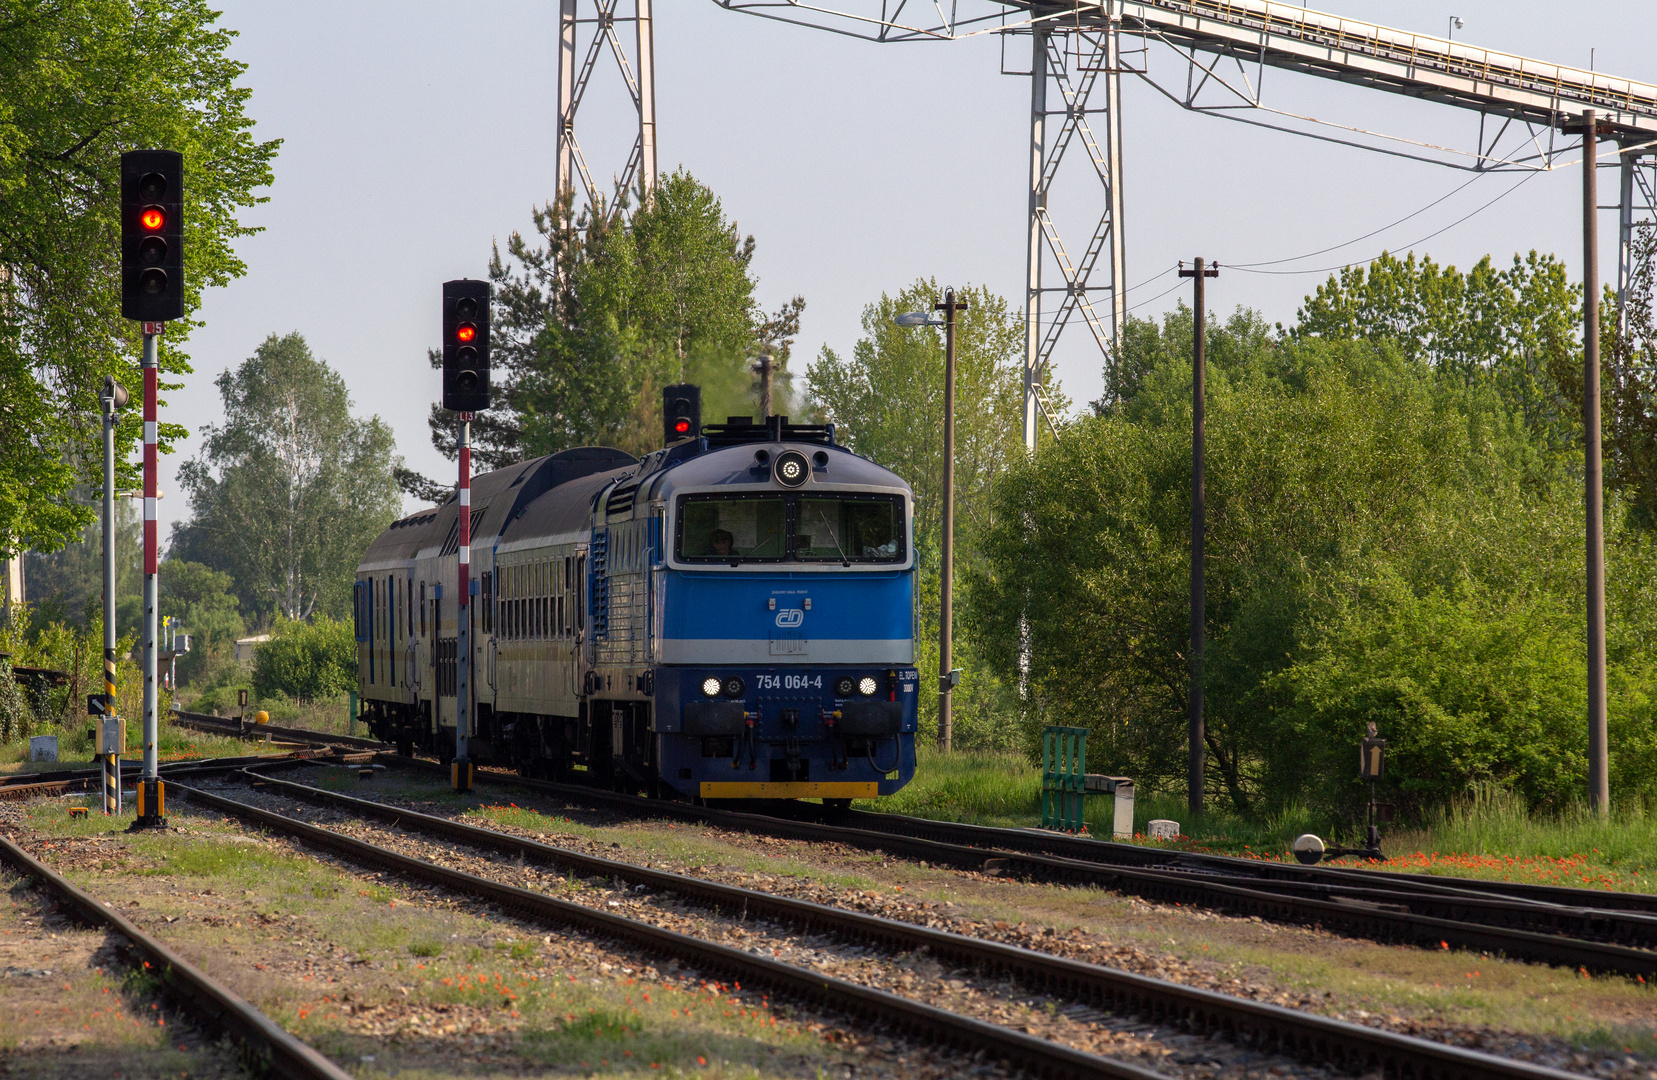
left=708, top=528, right=735, bottom=558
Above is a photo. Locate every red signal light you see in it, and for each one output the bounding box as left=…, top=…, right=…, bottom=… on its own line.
left=139, top=207, right=165, bottom=231
left=456, top=323, right=477, bottom=343
left=674, top=418, right=691, bottom=435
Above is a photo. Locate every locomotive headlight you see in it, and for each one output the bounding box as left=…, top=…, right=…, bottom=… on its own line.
left=834, top=676, right=855, bottom=697
left=858, top=676, right=879, bottom=697
left=722, top=676, right=746, bottom=698
left=701, top=677, right=722, bottom=698
left=773, top=449, right=809, bottom=488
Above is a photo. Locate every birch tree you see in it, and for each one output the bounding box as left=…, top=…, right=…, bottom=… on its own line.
left=175, top=333, right=400, bottom=620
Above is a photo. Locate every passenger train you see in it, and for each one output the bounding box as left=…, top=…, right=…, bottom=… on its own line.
left=352, top=388, right=919, bottom=803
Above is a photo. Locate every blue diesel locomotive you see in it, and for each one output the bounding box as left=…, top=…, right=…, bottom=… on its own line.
left=352, top=392, right=918, bottom=803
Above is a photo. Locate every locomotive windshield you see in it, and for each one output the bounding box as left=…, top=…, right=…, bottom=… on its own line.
left=676, top=493, right=904, bottom=564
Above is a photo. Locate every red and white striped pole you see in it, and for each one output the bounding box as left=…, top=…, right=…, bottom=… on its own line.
left=138, top=322, right=165, bottom=826
left=453, top=413, right=473, bottom=792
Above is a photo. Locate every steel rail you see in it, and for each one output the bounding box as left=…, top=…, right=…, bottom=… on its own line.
left=222, top=766, right=1590, bottom=1080
left=0, top=754, right=322, bottom=802
left=0, top=833, right=354, bottom=1080
left=172, top=709, right=392, bottom=752
left=360, top=757, right=1657, bottom=978
left=836, top=808, right=1657, bottom=915
left=173, top=782, right=1171, bottom=1080
left=156, top=724, right=1657, bottom=961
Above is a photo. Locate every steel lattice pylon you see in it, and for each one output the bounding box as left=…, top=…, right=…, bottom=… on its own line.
left=1618, top=148, right=1657, bottom=330
left=1022, top=16, right=1128, bottom=447
left=557, top=0, right=658, bottom=210
left=713, top=0, right=1657, bottom=451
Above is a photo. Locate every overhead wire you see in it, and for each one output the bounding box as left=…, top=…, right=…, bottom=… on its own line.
left=1225, top=170, right=1492, bottom=269
left=1227, top=168, right=1544, bottom=277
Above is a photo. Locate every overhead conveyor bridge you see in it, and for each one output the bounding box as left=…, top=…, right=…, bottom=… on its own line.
left=1109, top=0, right=1657, bottom=138
left=714, top=0, right=1657, bottom=444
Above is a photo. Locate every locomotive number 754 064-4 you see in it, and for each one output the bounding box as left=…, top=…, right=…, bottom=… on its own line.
left=756, top=674, right=823, bottom=690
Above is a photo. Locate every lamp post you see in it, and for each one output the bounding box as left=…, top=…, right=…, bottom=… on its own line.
left=99, top=376, right=129, bottom=815
left=897, top=289, right=968, bottom=751
left=1448, top=16, right=1463, bottom=39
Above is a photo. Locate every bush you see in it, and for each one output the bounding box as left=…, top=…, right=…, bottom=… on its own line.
left=251, top=615, right=355, bottom=701
left=967, top=315, right=1657, bottom=818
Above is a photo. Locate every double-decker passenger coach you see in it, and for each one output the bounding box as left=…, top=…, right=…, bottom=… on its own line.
left=354, top=386, right=919, bottom=804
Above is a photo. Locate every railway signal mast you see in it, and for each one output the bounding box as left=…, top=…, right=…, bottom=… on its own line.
left=443, top=279, right=492, bottom=793
left=120, top=149, right=184, bottom=830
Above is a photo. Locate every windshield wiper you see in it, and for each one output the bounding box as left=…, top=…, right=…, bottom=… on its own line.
left=811, top=506, right=851, bottom=567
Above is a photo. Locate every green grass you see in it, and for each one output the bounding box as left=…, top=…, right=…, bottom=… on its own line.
left=857, top=747, right=1657, bottom=892
left=854, top=746, right=1041, bottom=827
left=0, top=715, right=258, bottom=775
left=179, top=687, right=357, bottom=735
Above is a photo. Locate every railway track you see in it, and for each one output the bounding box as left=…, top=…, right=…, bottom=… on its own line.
left=0, top=752, right=322, bottom=802
left=170, top=708, right=392, bottom=752
left=143, top=718, right=1657, bottom=978
left=837, top=807, right=1657, bottom=916
left=176, top=776, right=1175, bottom=1080
left=187, top=765, right=1590, bottom=1080
left=0, top=831, right=353, bottom=1080
left=366, top=756, right=1657, bottom=979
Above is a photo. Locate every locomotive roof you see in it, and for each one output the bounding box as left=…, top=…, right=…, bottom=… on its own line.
left=636, top=439, right=910, bottom=504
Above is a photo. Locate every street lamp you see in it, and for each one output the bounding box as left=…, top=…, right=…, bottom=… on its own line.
left=98, top=375, right=129, bottom=815
left=895, top=289, right=967, bottom=751
left=1448, top=16, right=1463, bottom=40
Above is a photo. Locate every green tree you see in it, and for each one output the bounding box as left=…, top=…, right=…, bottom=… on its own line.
left=157, top=559, right=244, bottom=686
left=1290, top=250, right=1579, bottom=463
left=808, top=281, right=1031, bottom=558
left=251, top=614, right=354, bottom=701
left=0, top=0, right=278, bottom=558
left=808, top=281, right=1037, bottom=748
left=968, top=301, right=1657, bottom=814
left=23, top=496, right=141, bottom=626
left=173, top=333, right=401, bottom=621
left=397, top=172, right=804, bottom=500
left=1551, top=227, right=1657, bottom=528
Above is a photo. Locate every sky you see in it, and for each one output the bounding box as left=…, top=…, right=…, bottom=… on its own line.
left=163, top=0, right=1657, bottom=538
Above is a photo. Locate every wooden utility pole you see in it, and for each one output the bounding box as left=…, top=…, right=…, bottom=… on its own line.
left=1575, top=110, right=1611, bottom=817
left=1179, top=258, right=1218, bottom=817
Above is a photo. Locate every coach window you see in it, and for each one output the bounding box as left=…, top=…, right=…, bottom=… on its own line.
left=481, top=571, right=493, bottom=633
left=407, top=579, right=414, bottom=637
left=420, top=581, right=427, bottom=637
